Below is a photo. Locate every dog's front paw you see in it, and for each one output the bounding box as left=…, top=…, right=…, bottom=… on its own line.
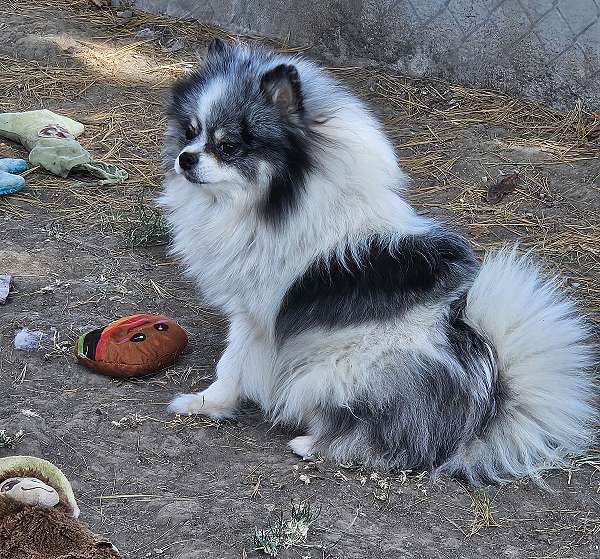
left=167, top=392, right=237, bottom=420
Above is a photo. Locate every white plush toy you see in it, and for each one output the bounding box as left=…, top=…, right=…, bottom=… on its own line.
left=0, top=476, right=60, bottom=508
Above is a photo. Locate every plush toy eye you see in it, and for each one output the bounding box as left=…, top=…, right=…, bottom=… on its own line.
left=130, top=333, right=146, bottom=342
left=218, top=142, right=238, bottom=157
left=0, top=479, right=20, bottom=492
left=154, top=323, right=169, bottom=332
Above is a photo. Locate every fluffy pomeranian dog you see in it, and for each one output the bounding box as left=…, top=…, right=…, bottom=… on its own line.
left=158, top=39, right=597, bottom=484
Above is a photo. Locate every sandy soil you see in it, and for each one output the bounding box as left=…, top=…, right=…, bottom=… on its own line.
left=1, top=2, right=599, bottom=558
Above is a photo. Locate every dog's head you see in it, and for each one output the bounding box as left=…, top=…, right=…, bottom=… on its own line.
left=164, top=39, right=316, bottom=221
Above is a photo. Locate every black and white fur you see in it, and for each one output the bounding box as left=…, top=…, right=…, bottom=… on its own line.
left=158, top=39, right=597, bottom=484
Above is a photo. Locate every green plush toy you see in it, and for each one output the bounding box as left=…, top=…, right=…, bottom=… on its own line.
left=0, top=110, right=128, bottom=185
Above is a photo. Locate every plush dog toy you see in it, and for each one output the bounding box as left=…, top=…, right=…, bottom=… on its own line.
left=0, top=455, right=122, bottom=559
left=76, top=314, right=189, bottom=377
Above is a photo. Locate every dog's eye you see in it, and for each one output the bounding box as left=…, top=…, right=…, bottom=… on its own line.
left=218, top=142, right=238, bottom=157
left=154, top=323, right=169, bottom=332
left=185, top=124, right=199, bottom=142
left=130, top=333, right=146, bottom=342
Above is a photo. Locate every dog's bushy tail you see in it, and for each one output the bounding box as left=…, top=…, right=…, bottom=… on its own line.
left=450, top=247, right=597, bottom=484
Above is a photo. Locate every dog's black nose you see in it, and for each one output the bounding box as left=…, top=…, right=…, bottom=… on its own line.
left=179, top=151, right=199, bottom=171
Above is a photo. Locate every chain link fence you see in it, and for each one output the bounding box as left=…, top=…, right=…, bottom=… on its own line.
left=134, top=0, right=600, bottom=109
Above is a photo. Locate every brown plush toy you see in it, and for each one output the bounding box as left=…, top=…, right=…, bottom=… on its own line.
left=76, top=314, right=188, bottom=378
left=0, top=456, right=122, bottom=559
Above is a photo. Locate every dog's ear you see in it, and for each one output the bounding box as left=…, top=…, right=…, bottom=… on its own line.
left=260, top=64, right=304, bottom=118
left=207, top=37, right=228, bottom=57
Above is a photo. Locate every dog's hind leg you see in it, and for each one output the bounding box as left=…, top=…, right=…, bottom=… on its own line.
left=288, top=435, right=315, bottom=460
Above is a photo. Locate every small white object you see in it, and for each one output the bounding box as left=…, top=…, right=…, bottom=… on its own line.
left=288, top=435, right=315, bottom=460
left=298, top=474, right=311, bottom=485
left=0, top=477, right=60, bottom=507
left=14, top=328, right=45, bottom=350
left=0, top=274, right=10, bottom=304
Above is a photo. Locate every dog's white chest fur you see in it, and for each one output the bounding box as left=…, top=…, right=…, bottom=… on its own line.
left=160, top=176, right=288, bottom=328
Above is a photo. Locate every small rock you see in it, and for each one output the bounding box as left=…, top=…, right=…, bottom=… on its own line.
left=14, top=328, right=45, bottom=351
left=0, top=274, right=11, bottom=303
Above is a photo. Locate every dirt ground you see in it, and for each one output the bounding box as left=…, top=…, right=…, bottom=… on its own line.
left=1, top=2, right=599, bottom=558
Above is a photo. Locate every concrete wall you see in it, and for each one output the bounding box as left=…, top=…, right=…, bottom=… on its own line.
left=133, top=0, right=600, bottom=110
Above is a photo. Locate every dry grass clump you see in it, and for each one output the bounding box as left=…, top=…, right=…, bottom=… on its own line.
left=254, top=500, right=320, bottom=557
left=468, top=489, right=499, bottom=536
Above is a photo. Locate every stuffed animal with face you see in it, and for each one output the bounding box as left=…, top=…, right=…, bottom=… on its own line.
left=76, top=314, right=188, bottom=377
left=0, top=456, right=122, bottom=559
